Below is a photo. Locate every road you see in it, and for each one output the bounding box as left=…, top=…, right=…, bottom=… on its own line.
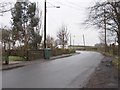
left=2, top=51, right=104, bottom=88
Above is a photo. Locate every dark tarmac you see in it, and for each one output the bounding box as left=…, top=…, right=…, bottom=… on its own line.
left=2, top=51, right=104, bottom=88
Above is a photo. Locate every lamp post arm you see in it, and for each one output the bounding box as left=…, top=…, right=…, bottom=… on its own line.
left=47, top=2, right=60, bottom=8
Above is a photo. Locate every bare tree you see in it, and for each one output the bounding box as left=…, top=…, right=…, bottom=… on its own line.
left=1, top=27, right=13, bottom=65
left=57, top=25, right=69, bottom=49
left=84, top=1, right=120, bottom=56
left=99, top=30, right=117, bottom=44
left=46, top=35, right=54, bottom=48
left=0, top=2, right=13, bottom=16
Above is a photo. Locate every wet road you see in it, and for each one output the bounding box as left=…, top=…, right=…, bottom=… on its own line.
left=2, top=51, right=104, bottom=88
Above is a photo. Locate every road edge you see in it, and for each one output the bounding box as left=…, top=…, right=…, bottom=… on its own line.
left=2, top=52, right=80, bottom=71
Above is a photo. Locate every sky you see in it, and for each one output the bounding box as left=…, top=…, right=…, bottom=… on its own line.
left=0, top=0, right=102, bottom=46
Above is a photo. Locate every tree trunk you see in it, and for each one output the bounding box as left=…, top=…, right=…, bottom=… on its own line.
left=62, top=44, right=64, bottom=49
left=118, top=34, right=120, bottom=60
left=34, top=43, right=37, bottom=50
left=117, top=27, right=120, bottom=60
left=5, top=50, right=9, bottom=65
left=3, top=42, right=6, bottom=50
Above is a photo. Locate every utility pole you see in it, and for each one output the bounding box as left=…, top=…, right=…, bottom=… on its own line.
left=44, top=0, right=47, bottom=59
left=70, top=34, right=71, bottom=46
left=44, top=0, right=60, bottom=49
left=104, top=8, right=107, bottom=52
left=43, top=0, right=60, bottom=59
left=44, top=0, right=47, bottom=49
left=72, top=39, right=74, bottom=49
left=83, top=34, right=85, bottom=47
left=73, top=35, right=75, bottom=46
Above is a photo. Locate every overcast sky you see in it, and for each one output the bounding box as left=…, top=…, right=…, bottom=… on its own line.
left=0, top=0, right=102, bottom=46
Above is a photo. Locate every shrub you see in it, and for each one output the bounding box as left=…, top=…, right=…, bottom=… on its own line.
left=51, top=48, right=75, bottom=56
left=112, top=57, right=120, bottom=70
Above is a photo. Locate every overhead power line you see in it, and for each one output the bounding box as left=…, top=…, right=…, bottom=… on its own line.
left=65, top=0, right=82, bottom=9
left=52, top=0, right=81, bottom=11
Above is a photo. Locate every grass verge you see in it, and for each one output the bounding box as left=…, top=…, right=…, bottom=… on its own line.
left=112, top=57, right=120, bottom=70
left=9, top=56, right=25, bottom=61
left=101, top=52, right=120, bottom=70
left=102, top=52, right=113, bottom=57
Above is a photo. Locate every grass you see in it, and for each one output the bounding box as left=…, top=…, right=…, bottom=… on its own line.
left=8, top=56, right=25, bottom=61
left=2, top=56, right=25, bottom=61
left=112, top=57, right=120, bottom=70
left=101, top=51, right=120, bottom=70
left=102, top=52, right=113, bottom=57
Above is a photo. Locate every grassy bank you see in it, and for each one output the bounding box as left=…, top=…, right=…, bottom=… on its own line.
left=2, top=56, right=25, bottom=61
left=101, top=52, right=120, bottom=70
left=112, top=57, right=120, bottom=70
left=9, top=56, right=25, bottom=61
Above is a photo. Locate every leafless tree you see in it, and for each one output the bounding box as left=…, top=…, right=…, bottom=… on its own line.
left=84, top=1, right=120, bottom=56
left=99, top=30, right=117, bottom=44
left=57, top=25, right=69, bottom=49
left=0, top=2, right=13, bottom=16
left=46, top=35, right=54, bottom=48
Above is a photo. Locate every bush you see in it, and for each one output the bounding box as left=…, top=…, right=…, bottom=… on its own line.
left=112, top=57, right=120, bottom=70
left=51, top=49, right=62, bottom=56
left=51, top=48, right=75, bottom=56
left=28, top=50, right=44, bottom=60
left=69, top=49, right=76, bottom=53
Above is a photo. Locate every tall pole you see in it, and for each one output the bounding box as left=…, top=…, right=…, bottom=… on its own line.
left=104, top=8, right=107, bottom=52
left=83, top=34, right=85, bottom=47
left=44, top=0, right=47, bottom=59
left=44, top=0, right=46, bottom=49
left=70, top=34, right=71, bottom=46
left=43, top=1, right=60, bottom=59
left=73, top=40, right=74, bottom=46
left=73, top=35, right=75, bottom=46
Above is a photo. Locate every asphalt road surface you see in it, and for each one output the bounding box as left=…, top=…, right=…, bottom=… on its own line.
left=2, top=51, right=104, bottom=88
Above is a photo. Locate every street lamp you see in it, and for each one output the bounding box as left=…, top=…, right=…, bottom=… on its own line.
left=73, top=35, right=75, bottom=46
left=83, top=34, right=85, bottom=47
left=44, top=0, right=60, bottom=59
